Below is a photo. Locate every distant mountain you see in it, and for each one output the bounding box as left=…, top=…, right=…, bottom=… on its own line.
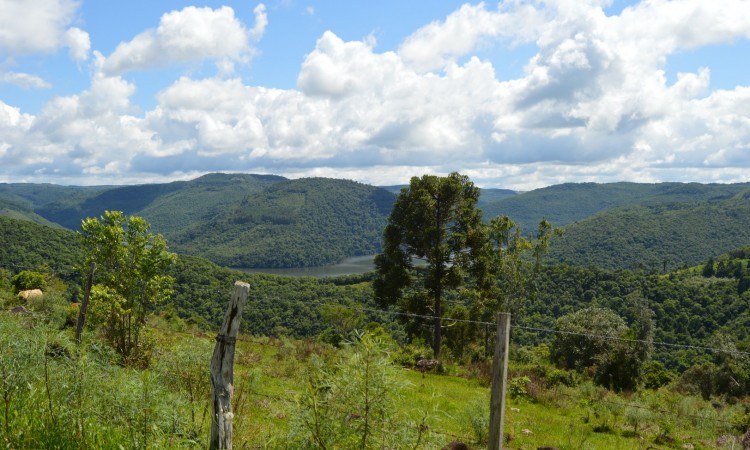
left=476, top=188, right=517, bottom=207
left=381, top=185, right=516, bottom=208
left=480, top=181, right=750, bottom=232
left=0, top=173, right=285, bottom=232
left=547, top=189, right=750, bottom=270
left=0, top=196, right=58, bottom=226
left=3, top=175, right=750, bottom=271
left=0, top=183, right=109, bottom=228
left=136, top=173, right=285, bottom=235
left=169, top=177, right=396, bottom=268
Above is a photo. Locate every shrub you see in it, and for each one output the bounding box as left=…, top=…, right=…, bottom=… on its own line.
left=11, top=270, right=47, bottom=294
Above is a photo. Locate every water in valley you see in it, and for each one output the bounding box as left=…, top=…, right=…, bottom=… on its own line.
left=240, top=255, right=377, bottom=278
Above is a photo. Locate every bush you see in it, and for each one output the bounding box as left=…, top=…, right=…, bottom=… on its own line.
left=641, top=361, right=675, bottom=389
left=509, top=376, right=531, bottom=399
left=545, top=368, right=578, bottom=387
left=11, top=270, right=47, bottom=294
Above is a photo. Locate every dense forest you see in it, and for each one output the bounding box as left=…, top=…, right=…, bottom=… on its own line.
left=168, top=177, right=395, bottom=268
left=547, top=189, right=750, bottom=270
left=481, top=181, right=750, bottom=232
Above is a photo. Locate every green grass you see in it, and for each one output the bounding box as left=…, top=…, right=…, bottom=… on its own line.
left=147, top=324, right=743, bottom=449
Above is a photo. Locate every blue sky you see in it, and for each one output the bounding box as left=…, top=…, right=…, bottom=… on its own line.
left=1, top=0, right=749, bottom=189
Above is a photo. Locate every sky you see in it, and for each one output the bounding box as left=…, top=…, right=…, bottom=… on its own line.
left=1, top=0, right=749, bottom=190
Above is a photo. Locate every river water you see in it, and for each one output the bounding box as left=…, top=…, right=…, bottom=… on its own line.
left=240, top=255, right=377, bottom=278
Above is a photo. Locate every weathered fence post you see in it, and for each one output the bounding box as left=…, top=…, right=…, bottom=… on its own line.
left=209, top=281, right=250, bottom=450
left=488, top=312, right=510, bottom=450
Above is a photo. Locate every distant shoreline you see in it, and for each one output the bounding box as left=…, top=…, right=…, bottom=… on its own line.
left=239, top=254, right=377, bottom=278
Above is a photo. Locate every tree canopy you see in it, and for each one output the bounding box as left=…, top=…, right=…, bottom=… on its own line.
left=78, top=211, right=176, bottom=365
left=374, top=172, right=487, bottom=357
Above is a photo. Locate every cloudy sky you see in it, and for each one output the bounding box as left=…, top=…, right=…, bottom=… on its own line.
left=1, top=0, right=749, bottom=190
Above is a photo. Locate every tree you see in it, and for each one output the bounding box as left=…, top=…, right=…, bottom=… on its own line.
left=552, top=306, right=648, bottom=391
left=78, top=211, right=175, bottom=365
left=374, top=173, right=487, bottom=358
left=702, top=256, right=715, bottom=277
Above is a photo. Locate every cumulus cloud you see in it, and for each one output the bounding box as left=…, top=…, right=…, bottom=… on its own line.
left=101, top=4, right=266, bottom=76
left=63, top=27, right=90, bottom=61
left=1, top=0, right=750, bottom=189
left=0, top=0, right=89, bottom=90
left=0, top=0, right=89, bottom=58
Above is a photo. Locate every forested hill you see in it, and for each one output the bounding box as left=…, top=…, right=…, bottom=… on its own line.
left=481, top=181, right=750, bottom=232
left=381, top=185, right=517, bottom=207
left=547, top=189, right=750, bottom=270
left=0, top=183, right=108, bottom=226
left=33, top=173, right=286, bottom=231
left=168, top=177, right=396, bottom=268
left=0, top=215, right=80, bottom=277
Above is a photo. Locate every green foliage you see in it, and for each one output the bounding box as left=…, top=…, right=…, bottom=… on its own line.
left=289, top=332, right=430, bottom=449
left=547, top=194, right=750, bottom=270
left=641, top=361, right=675, bottom=389
left=509, top=376, right=531, bottom=399
left=551, top=307, right=648, bottom=391
left=170, top=177, right=395, bottom=268
left=481, top=181, right=750, bottom=232
left=374, top=172, right=487, bottom=357
left=11, top=270, right=47, bottom=294
left=0, top=216, right=81, bottom=281
left=79, top=211, right=176, bottom=365
left=702, top=256, right=716, bottom=277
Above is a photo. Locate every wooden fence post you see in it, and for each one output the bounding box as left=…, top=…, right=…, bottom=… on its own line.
left=488, top=312, right=510, bottom=450
left=209, top=281, right=250, bottom=450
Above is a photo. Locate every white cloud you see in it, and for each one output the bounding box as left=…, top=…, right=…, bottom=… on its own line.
left=0, top=72, right=52, bottom=89
left=102, top=5, right=266, bottom=76
left=63, top=27, right=90, bottom=61
left=250, top=4, right=268, bottom=40
left=1, top=0, right=750, bottom=189
left=0, top=0, right=77, bottom=54
left=0, top=0, right=89, bottom=90
left=399, top=2, right=545, bottom=73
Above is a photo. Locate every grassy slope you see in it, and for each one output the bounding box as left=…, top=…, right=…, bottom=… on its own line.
left=117, top=323, right=743, bottom=448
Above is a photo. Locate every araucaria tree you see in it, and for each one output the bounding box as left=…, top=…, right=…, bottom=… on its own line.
left=374, top=173, right=487, bottom=358
left=78, top=211, right=176, bottom=365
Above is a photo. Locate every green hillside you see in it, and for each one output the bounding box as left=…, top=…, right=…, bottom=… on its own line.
left=170, top=177, right=396, bottom=268
left=381, top=185, right=516, bottom=207
left=136, top=173, right=285, bottom=234
left=35, top=181, right=187, bottom=230
left=4, top=173, right=284, bottom=232
left=547, top=189, right=750, bottom=270
left=0, top=197, right=58, bottom=226
left=0, top=215, right=81, bottom=277
left=0, top=182, right=110, bottom=208
left=481, top=181, right=750, bottom=231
